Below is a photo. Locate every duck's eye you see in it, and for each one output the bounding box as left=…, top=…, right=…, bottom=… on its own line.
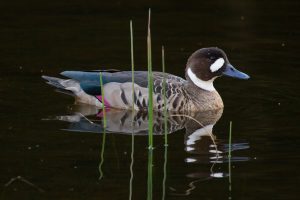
left=209, top=58, right=225, bottom=72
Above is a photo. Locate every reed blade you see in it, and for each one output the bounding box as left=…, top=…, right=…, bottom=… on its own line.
left=130, top=20, right=135, bottom=113
left=161, top=46, right=168, bottom=200
left=146, top=8, right=154, bottom=200
left=147, top=9, right=154, bottom=148
left=162, top=46, right=168, bottom=145
left=99, top=72, right=107, bottom=128
left=129, top=19, right=135, bottom=200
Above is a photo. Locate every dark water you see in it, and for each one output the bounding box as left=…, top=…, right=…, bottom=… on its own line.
left=1, top=0, right=300, bottom=199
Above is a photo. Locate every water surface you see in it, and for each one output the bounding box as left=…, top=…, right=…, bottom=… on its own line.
left=1, top=0, right=300, bottom=199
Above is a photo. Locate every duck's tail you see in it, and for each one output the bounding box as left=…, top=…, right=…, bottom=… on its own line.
left=42, top=75, right=103, bottom=107
left=42, top=76, right=78, bottom=95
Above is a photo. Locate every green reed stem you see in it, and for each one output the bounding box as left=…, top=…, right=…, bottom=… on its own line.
left=130, top=20, right=135, bottom=113
left=147, top=9, right=154, bottom=148
left=162, top=46, right=168, bottom=145
left=129, top=20, right=135, bottom=200
left=161, top=46, right=168, bottom=200
left=228, top=121, right=232, bottom=198
left=100, top=72, right=107, bottom=128
left=146, top=8, right=154, bottom=200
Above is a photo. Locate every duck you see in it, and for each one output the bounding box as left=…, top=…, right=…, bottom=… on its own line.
left=42, top=47, right=249, bottom=112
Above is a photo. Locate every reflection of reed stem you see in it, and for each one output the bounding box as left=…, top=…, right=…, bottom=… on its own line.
left=129, top=132, right=135, bottom=200
left=162, top=145, right=168, bottom=200
left=98, top=129, right=106, bottom=180
left=147, top=149, right=153, bottom=200
left=78, top=112, right=94, bottom=124
left=228, top=121, right=232, bottom=198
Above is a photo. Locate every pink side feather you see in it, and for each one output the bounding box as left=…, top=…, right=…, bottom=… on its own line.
left=96, top=95, right=111, bottom=107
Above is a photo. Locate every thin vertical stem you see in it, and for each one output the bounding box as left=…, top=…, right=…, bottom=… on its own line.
left=98, top=130, right=106, bottom=180
left=147, top=149, right=153, bottom=200
left=99, top=72, right=107, bottom=128
left=162, top=145, right=168, bottom=200
left=147, top=8, right=154, bottom=149
left=129, top=19, right=135, bottom=200
left=147, top=8, right=154, bottom=200
left=161, top=46, right=168, bottom=200
left=228, top=121, right=232, bottom=199
left=130, top=20, right=135, bottom=113
left=99, top=72, right=107, bottom=180
left=129, top=133, right=135, bottom=200
left=162, top=46, right=168, bottom=145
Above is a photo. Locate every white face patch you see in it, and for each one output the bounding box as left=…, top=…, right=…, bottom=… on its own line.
left=210, top=58, right=225, bottom=72
left=187, top=68, right=216, bottom=91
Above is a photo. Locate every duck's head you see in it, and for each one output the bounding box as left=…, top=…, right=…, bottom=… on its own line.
left=185, top=47, right=250, bottom=91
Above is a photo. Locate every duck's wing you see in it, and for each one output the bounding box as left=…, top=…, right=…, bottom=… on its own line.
left=61, top=70, right=186, bottom=95
left=61, top=70, right=187, bottom=110
left=61, top=70, right=149, bottom=95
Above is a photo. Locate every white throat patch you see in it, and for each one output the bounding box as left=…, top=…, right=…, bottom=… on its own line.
left=210, top=58, right=225, bottom=72
left=187, top=68, right=216, bottom=92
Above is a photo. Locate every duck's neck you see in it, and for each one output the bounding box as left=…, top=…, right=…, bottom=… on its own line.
left=184, top=82, right=224, bottom=111
left=186, top=68, right=216, bottom=92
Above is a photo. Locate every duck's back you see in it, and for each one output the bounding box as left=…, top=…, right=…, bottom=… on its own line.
left=61, top=71, right=188, bottom=111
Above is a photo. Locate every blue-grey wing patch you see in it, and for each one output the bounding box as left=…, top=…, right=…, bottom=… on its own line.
left=61, top=71, right=149, bottom=96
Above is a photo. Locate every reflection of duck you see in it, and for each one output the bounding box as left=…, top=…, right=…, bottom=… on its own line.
left=50, top=104, right=249, bottom=159
left=47, top=104, right=250, bottom=197
left=42, top=48, right=249, bottom=112
left=53, top=104, right=223, bottom=137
